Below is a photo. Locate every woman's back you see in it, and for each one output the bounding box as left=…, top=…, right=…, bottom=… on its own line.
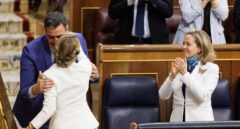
left=43, top=51, right=99, bottom=129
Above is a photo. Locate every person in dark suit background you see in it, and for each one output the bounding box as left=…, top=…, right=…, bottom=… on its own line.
left=108, top=0, right=173, bottom=44
left=234, top=0, right=240, bottom=43
left=13, top=11, right=99, bottom=129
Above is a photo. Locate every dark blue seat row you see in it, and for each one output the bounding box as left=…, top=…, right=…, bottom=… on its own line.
left=133, top=121, right=240, bottom=129
left=102, top=77, right=233, bottom=129
left=102, top=77, right=160, bottom=129
left=212, top=79, right=233, bottom=121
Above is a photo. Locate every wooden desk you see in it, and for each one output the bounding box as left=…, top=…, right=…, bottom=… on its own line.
left=97, top=44, right=240, bottom=128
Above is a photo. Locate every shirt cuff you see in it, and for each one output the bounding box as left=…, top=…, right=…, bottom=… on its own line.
left=91, top=75, right=99, bottom=81
left=28, top=86, right=37, bottom=99
left=90, top=75, right=100, bottom=84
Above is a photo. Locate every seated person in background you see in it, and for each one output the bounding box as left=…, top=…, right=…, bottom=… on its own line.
left=173, top=0, right=228, bottom=44
left=13, top=11, right=99, bottom=129
left=159, top=30, right=219, bottom=122
left=108, top=0, right=173, bottom=44
left=22, top=33, right=99, bottom=129
left=234, top=0, right=240, bottom=43
left=48, top=0, right=67, bottom=13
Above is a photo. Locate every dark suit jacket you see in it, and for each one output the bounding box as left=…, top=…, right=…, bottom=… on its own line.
left=234, top=0, right=240, bottom=43
left=13, top=33, right=88, bottom=129
left=108, top=0, right=173, bottom=44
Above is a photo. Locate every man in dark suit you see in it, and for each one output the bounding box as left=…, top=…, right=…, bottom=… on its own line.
left=108, top=0, right=173, bottom=44
left=234, top=0, right=240, bottom=43
left=13, top=11, right=99, bottom=129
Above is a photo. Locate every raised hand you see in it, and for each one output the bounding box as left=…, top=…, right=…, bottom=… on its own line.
left=170, top=61, right=179, bottom=81
left=175, top=57, right=187, bottom=75
left=130, top=0, right=135, bottom=3
left=201, top=0, right=210, bottom=9
left=210, top=0, right=219, bottom=9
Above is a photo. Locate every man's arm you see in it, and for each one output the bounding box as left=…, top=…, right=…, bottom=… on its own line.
left=20, top=46, right=39, bottom=101
left=108, top=0, right=131, bottom=19
left=148, top=0, right=173, bottom=18
left=20, top=46, right=54, bottom=101
left=211, top=0, right=229, bottom=21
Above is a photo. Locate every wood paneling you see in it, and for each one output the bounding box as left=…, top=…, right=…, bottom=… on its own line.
left=81, top=7, right=100, bottom=62
left=70, top=0, right=110, bottom=32
left=97, top=44, right=240, bottom=128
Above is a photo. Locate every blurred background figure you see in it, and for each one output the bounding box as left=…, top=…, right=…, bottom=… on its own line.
left=48, top=0, right=67, bottom=13
left=29, top=0, right=42, bottom=12
left=173, top=0, right=228, bottom=44
left=234, top=0, right=240, bottom=43
left=29, top=0, right=67, bottom=13
left=108, top=0, right=173, bottom=44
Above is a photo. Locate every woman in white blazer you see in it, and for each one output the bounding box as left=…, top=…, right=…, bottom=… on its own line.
left=22, top=33, right=99, bottom=129
left=159, top=30, right=219, bottom=122
left=172, top=0, right=228, bottom=44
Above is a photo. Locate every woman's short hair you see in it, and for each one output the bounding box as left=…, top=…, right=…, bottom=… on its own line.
left=55, top=32, right=80, bottom=68
left=185, top=29, right=216, bottom=65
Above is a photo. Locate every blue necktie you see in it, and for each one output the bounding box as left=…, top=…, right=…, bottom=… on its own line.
left=135, top=0, right=145, bottom=38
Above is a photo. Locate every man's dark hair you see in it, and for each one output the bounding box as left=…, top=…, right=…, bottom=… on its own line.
left=44, top=11, right=67, bottom=29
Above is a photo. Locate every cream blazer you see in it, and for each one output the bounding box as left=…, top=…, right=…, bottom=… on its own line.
left=172, top=0, right=229, bottom=44
left=159, top=62, right=219, bottom=122
left=31, top=49, right=99, bottom=129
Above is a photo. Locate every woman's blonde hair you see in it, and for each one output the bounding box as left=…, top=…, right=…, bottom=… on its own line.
left=185, top=30, right=216, bottom=65
left=55, top=32, right=80, bottom=68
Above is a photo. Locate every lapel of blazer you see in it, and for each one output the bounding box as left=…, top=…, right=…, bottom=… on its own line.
left=191, top=62, right=209, bottom=78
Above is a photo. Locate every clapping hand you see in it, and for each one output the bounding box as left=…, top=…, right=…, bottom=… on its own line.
left=130, top=0, right=135, bottom=3
left=201, top=0, right=210, bottom=9
left=210, top=0, right=219, bottom=9
left=174, top=57, right=187, bottom=75
left=170, top=61, right=179, bottom=81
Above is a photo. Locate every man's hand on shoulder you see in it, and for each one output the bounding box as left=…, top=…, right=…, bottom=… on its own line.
left=32, top=71, right=55, bottom=95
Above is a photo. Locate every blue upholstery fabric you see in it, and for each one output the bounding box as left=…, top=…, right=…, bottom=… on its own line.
left=211, top=79, right=233, bottom=121
left=102, top=77, right=160, bottom=129
left=137, top=121, right=240, bottom=129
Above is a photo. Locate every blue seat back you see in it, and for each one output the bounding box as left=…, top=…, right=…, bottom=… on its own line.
left=211, top=79, right=233, bottom=120
left=102, top=77, right=160, bottom=129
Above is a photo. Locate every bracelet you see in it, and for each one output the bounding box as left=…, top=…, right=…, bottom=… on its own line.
left=29, top=122, right=35, bottom=129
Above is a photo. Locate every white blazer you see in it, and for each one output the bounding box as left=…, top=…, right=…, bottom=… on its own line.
left=172, top=0, right=229, bottom=44
left=159, top=62, right=219, bottom=122
left=31, top=48, right=99, bottom=129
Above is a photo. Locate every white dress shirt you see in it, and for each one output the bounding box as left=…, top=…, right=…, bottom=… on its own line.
left=128, top=0, right=151, bottom=38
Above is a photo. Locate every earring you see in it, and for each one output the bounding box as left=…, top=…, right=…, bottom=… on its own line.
left=198, top=50, right=201, bottom=54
